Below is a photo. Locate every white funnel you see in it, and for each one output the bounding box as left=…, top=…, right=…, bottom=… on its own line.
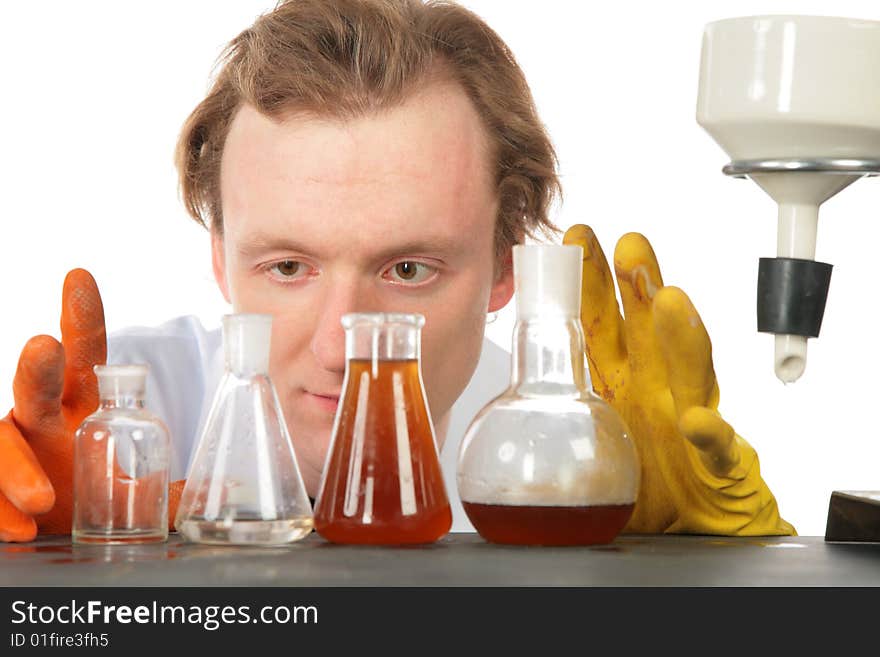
left=697, top=15, right=880, bottom=383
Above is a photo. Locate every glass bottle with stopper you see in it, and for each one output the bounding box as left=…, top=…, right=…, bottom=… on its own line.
left=73, top=364, right=171, bottom=544
left=174, top=313, right=313, bottom=545
left=456, top=244, right=640, bottom=546
left=314, top=312, right=452, bottom=544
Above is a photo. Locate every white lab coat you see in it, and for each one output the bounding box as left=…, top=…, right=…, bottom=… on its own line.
left=108, top=315, right=510, bottom=533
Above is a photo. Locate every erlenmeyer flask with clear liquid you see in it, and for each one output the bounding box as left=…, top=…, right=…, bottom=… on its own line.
left=457, top=244, right=640, bottom=546
left=174, top=314, right=313, bottom=545
left=313, top=313, right=452, bottom=544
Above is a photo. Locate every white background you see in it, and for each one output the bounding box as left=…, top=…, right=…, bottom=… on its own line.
left=1, top=1, right=878, bottom=536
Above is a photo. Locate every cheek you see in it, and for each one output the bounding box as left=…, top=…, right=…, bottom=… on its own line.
left=225, top=266, right=278, bottom=313
left=265, top=310, right=318, bottom=378
left=223, top=271, right=318, bottom=383
left=224, top=264, right=309, bottom=324
left=419, top=276, right=491, bottom=418
left=223, top=253, right=316, bottom=314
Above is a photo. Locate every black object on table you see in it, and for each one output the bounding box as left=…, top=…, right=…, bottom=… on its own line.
left=825, top=490, right=880, bottom=542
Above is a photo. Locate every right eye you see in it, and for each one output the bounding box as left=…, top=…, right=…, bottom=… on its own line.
left=273, top=260, right=301, bottom=277
left=265, top=259, right=310, bottom=282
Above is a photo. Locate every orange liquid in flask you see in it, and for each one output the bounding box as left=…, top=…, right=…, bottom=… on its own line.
left=314, top=359, right=452, bottom=544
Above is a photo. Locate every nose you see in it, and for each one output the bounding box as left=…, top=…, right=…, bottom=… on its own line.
left=309, top=276, right=377, bottom=373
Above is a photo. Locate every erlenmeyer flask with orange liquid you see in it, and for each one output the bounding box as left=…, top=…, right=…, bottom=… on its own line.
left=313, top=313, right=452, bottom=544
left=457, top=244, right=640, bottom=546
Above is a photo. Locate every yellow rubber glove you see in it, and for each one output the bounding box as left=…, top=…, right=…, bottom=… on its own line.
left=563, top=225, right=795, bottom=536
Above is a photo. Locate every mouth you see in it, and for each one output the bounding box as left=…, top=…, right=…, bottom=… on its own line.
left=303, top=390, right=341, bottom=414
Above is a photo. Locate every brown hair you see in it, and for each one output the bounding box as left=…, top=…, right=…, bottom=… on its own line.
left=175, top=0, right=560, bottom=255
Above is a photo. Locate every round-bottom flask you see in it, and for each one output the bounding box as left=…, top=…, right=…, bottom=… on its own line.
left=314, top=313, right=452, bottom=544
left=73, top=365, right=171, bottom=545
left=457, top=245, right=640, bottom=546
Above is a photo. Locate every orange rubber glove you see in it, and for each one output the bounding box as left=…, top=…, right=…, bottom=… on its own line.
left=0, top=269, right=184, bottom=542
left=563, top=226, right=795, bottom=536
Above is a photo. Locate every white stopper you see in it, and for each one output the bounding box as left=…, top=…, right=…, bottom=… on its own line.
left=223, top=314, right=272, bottom=376
left=94, top=364, right=148, bottom=399
left=513, top=245, right=583, bottom=319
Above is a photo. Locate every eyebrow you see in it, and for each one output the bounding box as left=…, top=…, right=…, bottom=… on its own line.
left=236, top=235, right=315, bottom=259
left=236, top=232, right=469, bottom=261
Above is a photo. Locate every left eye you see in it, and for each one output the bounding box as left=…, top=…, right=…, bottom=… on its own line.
left=385, top=262, right=435, bottom=284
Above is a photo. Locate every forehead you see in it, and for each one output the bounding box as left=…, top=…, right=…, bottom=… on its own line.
left=219, top=81, right=497, bottom=251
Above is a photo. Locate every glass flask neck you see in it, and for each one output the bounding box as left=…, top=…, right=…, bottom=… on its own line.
left=223, top=314, right=271, bottom=377
left=99, top=393, right=145, bottom=410
left=95, top=366, right=148, bottom=410
left=343, top=313, right=423, bottom=362
left=511, top=314, right=591, bottom=396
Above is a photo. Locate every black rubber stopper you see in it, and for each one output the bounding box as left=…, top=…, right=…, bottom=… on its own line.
left=756, top=257, right=832, bottom=337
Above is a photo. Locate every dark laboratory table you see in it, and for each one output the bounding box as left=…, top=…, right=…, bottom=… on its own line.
left=2, top=533, right=879, bottom=586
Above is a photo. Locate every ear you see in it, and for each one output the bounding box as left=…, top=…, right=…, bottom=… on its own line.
left=488, top=249, right=515, bottom=312
left=211, top=230, right=231, bottom=304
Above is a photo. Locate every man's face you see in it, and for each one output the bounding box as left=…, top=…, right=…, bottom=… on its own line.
left=214, top=81, right=513, bottom=495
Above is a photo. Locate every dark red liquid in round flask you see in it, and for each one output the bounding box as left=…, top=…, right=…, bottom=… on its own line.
left=457, top=245, right=640, bottom=546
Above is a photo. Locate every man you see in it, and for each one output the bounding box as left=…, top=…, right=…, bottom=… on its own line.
left=0, top=0, right=793, bottom=542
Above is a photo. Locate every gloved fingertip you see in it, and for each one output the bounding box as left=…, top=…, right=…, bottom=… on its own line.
left=16, top=336, right=65, bottom=395
left=653, top=286, right=693, bottom=316
left=63, top=268, right=99, bottom=293
left=61, top=268, right=106, bottom=335
left=562, top=224, right=595, bottom=246
left=614, top=232, right=654, bottom=264
left=653, top=287, right=710, bottom=349
left=0, top=498, right=38, bottom=543
left=613, top=234, right=663, bottom=298
left=679, top=406, right=728, bottom=445
left=15, top=486, right=55, bottom=517
left=679, top=406, right=741, bottom=475
left=0, top=525, right=38, bottom=543
left=0, top=421, right=56, bottom=514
